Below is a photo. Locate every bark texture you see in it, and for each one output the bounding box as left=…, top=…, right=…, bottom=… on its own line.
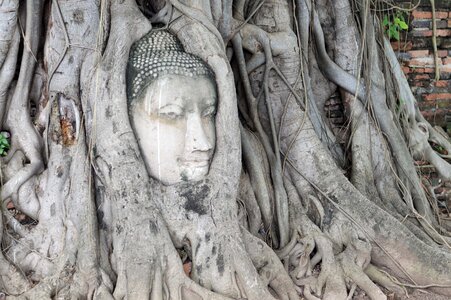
left=1, top=0, right=451, bottom=299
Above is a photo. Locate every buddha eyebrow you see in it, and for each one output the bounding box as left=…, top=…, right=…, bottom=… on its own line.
left=152, top=96, right=183, bottom=107
left=158, top=103, right=184, bottom=111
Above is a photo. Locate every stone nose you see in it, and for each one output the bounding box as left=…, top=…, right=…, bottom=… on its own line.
left=185, top=113, right=213, bottom=153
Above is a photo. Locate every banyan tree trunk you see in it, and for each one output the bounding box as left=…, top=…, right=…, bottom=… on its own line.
left=0, top=0, right=451, bottom=299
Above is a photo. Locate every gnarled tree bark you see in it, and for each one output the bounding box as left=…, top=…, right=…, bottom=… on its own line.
left=1, top=0, right=451, bottom=299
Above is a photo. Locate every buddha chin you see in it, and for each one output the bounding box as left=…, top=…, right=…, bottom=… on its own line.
left=179, top=160, right=210, bottom=182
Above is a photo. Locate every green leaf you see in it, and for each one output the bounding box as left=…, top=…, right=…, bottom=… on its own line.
left=389, top=27, right=395, bottom=38
left=394, top=17, right=408, bottom=30
left=392, top=29, right=400, bottom=40
left=399, top=20, right=408, bottom=30
left=382, top=15, right=389, bottom=27
left=0, top=133, right=10, bottom=154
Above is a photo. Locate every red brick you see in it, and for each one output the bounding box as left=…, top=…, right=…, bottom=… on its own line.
left=419, top=102, right=436, bottom=110
left=424, top=68, right=435, bottom=73
left=437, top=99, right=451, bottom=108
left=421, top=112, right=437, bottom=120
left=412, top=29, right=451, bottom=37
left=441, top=65, right=451, bottom=73
left=408, top=50, right=429, bottom=57
left=423, top=93, right=451, bottom=101
left=422, top=110, right=447, bottom=126
left=443, top=57, right=451, bottom=65
left=416, top=68, right=426, bottom=73
left=438, top=50, right=448, bottom=58
left=402, top=66, right=411, bottom=74
left=412, top=11, right=432, bottom=19
left=448, top=20, right=451, bottom=28
left=391, top=41, right=412, bottom=51
left=434, top=80, right=450, bottom=87
left=183, top=262, right=191, bottom=275
left=412, top=29, right=433, bottom=37
left=409, top=57, right=435, bottom=67
left=436, top=20, right=449, bottom=29
left=436, top=29, right=451, bottom=37
left=435, top=11, right=448, bottom=19
left=415, top=74, right=430, bottom=80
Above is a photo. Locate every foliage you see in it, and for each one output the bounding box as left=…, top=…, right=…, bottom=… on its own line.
left=382, top=11, right=409, bottom=41
left=0, top=132, right=10, bottom=156
left=431, top=141, right=448, bottom=155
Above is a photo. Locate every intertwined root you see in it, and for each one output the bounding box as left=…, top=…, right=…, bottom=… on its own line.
left=106, top=247, right=235, bottom=300
left=279, top=217, right=387, bottom=300
left=2, top=0, right=451, bottom=299
left=242, top=229, right=298, bottom=300
left=0, top=258, right=30, bottom=296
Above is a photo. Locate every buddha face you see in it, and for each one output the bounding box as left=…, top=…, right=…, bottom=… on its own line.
left=130, top=74, right=217, bottom=185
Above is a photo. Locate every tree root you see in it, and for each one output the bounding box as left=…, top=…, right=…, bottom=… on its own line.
left=382, top=38, right=451, bottom=181
left=109, top=240, right=234, bottom=300
left=0, top=0, right=19, bottom=68
left=241, top=125, right=276, bottom=237
left=283, top=206, right=389, bottom=300
left=337, top=239, right=386, bottom=300
left=233, top=30, right=289, bottom=247
left=238, top=171, right=263, bottom=236
left=365, top=264, right=406, bottom=296
left=0, top=26, right=19, bottom=126
left=289, top=226, right=348, bottom=299
left=2, top=0, right=45, bottom=236
left=0, top=256, right=30, bottom=296
left=312, top=8, right=448, bottom=238
left=242, top=228, right=298, bottom=300
left=2, top=1, right=451, bottom=299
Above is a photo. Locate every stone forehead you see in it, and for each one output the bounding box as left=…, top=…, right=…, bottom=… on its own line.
left=127, top=30, right=214, bottom=102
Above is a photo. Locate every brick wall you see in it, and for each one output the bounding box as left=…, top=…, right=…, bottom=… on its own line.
left=392, top=0, right=451, bottom=129
left=325, top=1, right=451, bottom=133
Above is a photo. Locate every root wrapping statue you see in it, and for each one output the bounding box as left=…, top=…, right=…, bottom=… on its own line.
left=127, top=30, right=217, bottom=185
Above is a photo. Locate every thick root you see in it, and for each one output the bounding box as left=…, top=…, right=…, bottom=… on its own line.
left=0, top=259, right=30, bottom=296
left=110, top=248, right=233, bottom=300
left=365, top=264, right=406, bottom=296
left=286, top=220, right=347, bottom=300
left=337, top=240, right=386, bottom=300
left=242, top=228, right=298, bottom=300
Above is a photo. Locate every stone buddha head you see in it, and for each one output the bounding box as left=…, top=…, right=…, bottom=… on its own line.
left=127, top=30, right=217, bottom=185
